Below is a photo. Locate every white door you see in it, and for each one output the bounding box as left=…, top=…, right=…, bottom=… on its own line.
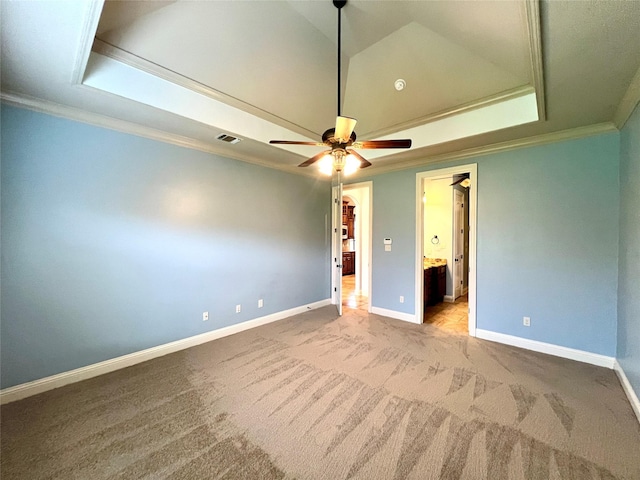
left=453, top=189, right=464, bottom=300
left=332, top=184, right=343, bottom=315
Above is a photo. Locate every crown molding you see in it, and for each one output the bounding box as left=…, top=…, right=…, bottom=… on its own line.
left=356, top=0, right=545, bottom=140
left=362, top=86, right=534, bottom=140
left=1, top=92, right=617, bottom=182
left=70, top=0, right=104, bottom=84
left=92, top=39, right=319, bottom=140
left=525, top=0, right=546, bottom=121
left=351, top=122, right=618, bottom=178
left=0, top=91, right=322, bottom=178
left=613, top=65, right=640, bottom=129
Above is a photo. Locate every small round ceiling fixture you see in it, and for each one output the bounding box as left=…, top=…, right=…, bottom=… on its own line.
left=394, top=79, right=406, bottom=91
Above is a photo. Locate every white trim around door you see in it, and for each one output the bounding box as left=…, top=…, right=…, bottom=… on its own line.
left=343, top=181, right=373, bottom=313
left=415, top=164, right=478, bottom=336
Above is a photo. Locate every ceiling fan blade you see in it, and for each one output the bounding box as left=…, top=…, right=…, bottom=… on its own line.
left=348, top=150, right=372, bottom=168
left=450, top=173, right=470, bottom=186
left=335, top=116, right=357, bottom=143
left=298, top=150, right=330, bottom=168
left=352, top=139, right=412, bottom=149
left=270, top=140, right=324, bottom=146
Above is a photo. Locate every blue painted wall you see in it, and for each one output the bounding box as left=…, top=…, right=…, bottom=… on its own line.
left=476, top=136, right=619, bottom=355
left=353, top=132, right=620, bottom=356
left=0, top=101, right=627, bottom=390
left=618, top=102, right=640, bottom=396
left=0, top=105, right=331, bottom=389
left=370, top=170, right=417, bottom=314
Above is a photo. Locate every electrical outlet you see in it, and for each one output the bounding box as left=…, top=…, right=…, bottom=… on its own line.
left=258, top=299, right=264, bottom=308
left=399, top=296, right=404, bottom=303
left=236, top=304, right=241, bottom=313
left=202, top=311, right=209, bottom=321
left=523, top=316, right=531, bottom=327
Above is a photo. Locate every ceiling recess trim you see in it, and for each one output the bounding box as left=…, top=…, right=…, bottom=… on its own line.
left=91, top=39, right=319, bottom=140
left=83, top=52, right=324, bottom=159
left=613, top=65, right=640, bottom=129
left=525, top=0, right=546, bottom=121
left=83, top=50, right=540, bottom=162
left=1, top=91, right=615, bottom=180
left=363, top=85, right=536, bottom=140
left=350, top=122, right=617, bottom=178
left=70, top=0, right=105, bottom=85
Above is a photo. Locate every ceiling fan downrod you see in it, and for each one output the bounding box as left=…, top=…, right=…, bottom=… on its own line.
left=334, top=0, right=346, bottom=118
left=267, top=0, right=411, bottom=171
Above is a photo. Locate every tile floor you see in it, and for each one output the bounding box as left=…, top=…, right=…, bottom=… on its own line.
left=342, top=274, right=468, bottom=334
left=424, top=294, right=469, bottom=334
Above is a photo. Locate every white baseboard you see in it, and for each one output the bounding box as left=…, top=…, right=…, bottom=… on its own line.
left=614, top=360, right=640, bottom=424
left=371, top=306, right=418, bottom=324
left=444, top=295, right=454, bottom=303
left=0, top=299, right=331, bottom=405
left=475, top=329, right=616, bottom=369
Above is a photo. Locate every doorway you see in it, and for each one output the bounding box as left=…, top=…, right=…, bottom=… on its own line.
left=342, top=182, right=372, bottom=312
left=415, top=165, right=477, bottom=336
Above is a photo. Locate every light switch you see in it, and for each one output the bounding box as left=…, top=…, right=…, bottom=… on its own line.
left=385, top=245, right=392, bottom=252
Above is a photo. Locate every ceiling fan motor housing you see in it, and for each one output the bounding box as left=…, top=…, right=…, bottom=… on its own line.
left=322, top=128, right=357, bottom=146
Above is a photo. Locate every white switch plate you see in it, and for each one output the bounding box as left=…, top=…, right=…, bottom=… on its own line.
left=236, top=305, right=241, bottom=313
left=400, top=296, right=404, bottom=303
left=385, top=245, right=392, bottom=252
left=202, top=311, right=209, bottom=321
left=523, top=316, right=531, bottom=326
left=258, top=299, right=264, bottom=308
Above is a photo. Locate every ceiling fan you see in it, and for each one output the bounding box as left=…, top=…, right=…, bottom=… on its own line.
left=450, top=173, right=471, bottom=188
left=269, top=0, right=412, bottom=174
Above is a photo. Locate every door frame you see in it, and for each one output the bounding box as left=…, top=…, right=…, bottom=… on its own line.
left=343, top=181, right=373, bottom=312
left=453, top=188, right=465, bottom=300
left=415, top=164, right=477, bottom=336
left=331, top=184, right=343, bottom=315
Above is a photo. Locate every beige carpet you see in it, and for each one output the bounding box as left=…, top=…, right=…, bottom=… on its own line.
left=2, top=306, right=639, bottom=479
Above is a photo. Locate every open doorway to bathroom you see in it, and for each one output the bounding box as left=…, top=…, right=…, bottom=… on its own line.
left=342, top=182, right=372, bottom=312
left=416, top=165, right=477, bottom=335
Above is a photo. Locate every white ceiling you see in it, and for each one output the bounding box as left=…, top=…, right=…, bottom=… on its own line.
left=1, top=0, right=639, bottom=176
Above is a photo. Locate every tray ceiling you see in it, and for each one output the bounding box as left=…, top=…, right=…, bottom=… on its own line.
left=1, top=0, right=639, bottom=175
left=94, top=0, right=534, bottom=138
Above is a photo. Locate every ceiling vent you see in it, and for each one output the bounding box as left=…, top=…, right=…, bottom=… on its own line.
left=215, top=133, right=241, bottom=144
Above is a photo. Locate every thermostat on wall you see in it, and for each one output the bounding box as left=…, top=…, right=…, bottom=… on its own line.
left=383, top=238, right=392, bottom=245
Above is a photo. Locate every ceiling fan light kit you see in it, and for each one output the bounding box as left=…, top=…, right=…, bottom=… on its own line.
left=268, top=0, right=412, bottom=176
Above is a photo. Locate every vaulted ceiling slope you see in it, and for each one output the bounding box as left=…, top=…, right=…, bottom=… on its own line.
left=1, top=0, right=639, bottom=175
